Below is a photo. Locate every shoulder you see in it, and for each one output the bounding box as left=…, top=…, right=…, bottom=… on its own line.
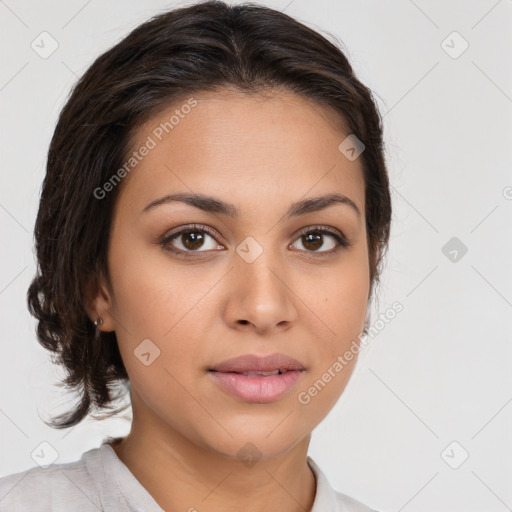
left=0, top=449, right=101, bottom=512
left=307, top=456, right=379, bottom=512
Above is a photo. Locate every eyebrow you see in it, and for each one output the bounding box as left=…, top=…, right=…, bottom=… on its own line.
left=141, top=192, right=361, bottom=218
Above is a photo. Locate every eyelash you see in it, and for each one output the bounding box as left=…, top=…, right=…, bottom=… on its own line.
left=159, top=223, right=351, bottom=259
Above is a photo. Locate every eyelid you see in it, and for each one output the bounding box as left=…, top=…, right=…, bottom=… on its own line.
left=293, top=224, right=348, bottom=244
left=162, top=223, right=224, bottom=245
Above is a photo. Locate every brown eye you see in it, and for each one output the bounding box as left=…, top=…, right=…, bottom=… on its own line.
left=160, top=224, right=225, bottom=257
left=301, top=232, right=327, bottom=251
left=178, top=230, right=207, bottom=250
left=290, top=227, right=349, bottom=255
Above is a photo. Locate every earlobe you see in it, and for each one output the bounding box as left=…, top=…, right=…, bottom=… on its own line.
left=83, top=273, right=115, bottom=332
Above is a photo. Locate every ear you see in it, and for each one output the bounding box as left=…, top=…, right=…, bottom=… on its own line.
left=83, top=271, right=115, bottom=332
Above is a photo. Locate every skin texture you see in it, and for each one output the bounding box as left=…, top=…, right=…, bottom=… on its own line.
left=86, top=88, right=370, bottom=512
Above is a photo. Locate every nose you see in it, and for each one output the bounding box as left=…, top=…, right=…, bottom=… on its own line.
left=222, top=247, right=298, bottom=335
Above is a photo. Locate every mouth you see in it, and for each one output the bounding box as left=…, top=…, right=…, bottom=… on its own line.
left=208, top=353, right=305, bottom=403
left=210, top=368, right=294, bottom=376
left=209, top=352, right=305, bottom=374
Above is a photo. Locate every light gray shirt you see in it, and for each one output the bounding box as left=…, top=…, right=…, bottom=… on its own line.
left=0, top=439, right=377, bottom=511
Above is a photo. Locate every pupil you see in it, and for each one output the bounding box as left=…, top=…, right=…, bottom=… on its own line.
left=183, top=231, right=204, bottom=250
left=304, top=232, right=321, bottom=250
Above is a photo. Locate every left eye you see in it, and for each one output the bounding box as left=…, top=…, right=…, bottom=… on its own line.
left=290, top=229, right=344, bottom=253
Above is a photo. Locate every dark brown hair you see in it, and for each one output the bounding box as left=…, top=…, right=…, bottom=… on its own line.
left=28, top=0, right=392, bottom=428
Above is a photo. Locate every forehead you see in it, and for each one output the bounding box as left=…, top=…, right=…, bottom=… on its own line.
left=132, top=87, right=350, bottom=156
left=118, top=88, right=365, bottom=216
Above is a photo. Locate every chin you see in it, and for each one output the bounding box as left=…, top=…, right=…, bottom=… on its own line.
left=191, top=415, right=311, bottom=463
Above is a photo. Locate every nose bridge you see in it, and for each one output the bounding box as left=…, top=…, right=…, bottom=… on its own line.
left=235, top=233, right=285, bottom=295
left=227, top=233, right=296, bottom=328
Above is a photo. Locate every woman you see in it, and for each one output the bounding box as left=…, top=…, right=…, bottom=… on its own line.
left=0, top=1, right=391, bottom=510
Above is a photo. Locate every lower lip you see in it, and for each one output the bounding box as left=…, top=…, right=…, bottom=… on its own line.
left=208, top=370, right=303, bottom=403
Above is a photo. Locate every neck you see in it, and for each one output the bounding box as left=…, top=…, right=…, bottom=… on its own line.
left=111, top=391, right=317, bottom=512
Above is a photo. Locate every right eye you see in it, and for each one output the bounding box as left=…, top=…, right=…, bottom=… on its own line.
left=160, top=224, right=225, bottom=258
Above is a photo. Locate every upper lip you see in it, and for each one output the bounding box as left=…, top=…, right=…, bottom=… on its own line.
left=209, top=353, right=305, bottom=373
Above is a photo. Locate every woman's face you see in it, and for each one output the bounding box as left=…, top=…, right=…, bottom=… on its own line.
left=94, top=89, right=369, bottom=460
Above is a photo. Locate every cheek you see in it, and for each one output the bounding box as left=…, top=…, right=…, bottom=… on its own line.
left=107, top=239, right=219, bottom=387
left=297, top=247, right=370, bottom=341
left=108, top=251, right=208, bottom=430
left=294, top=249, right=369, bottom=409
left=108, top=237, right=200, bottom=338
left=332, top=265, right=369, bottom=339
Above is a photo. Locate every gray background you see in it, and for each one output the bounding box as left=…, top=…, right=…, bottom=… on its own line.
left=1, top=1, right=511, bottom=510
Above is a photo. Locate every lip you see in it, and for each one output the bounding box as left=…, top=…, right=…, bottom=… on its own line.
left=209, top=353, right=305, bottom=373
left=208, top=353, right=305, bottom=403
